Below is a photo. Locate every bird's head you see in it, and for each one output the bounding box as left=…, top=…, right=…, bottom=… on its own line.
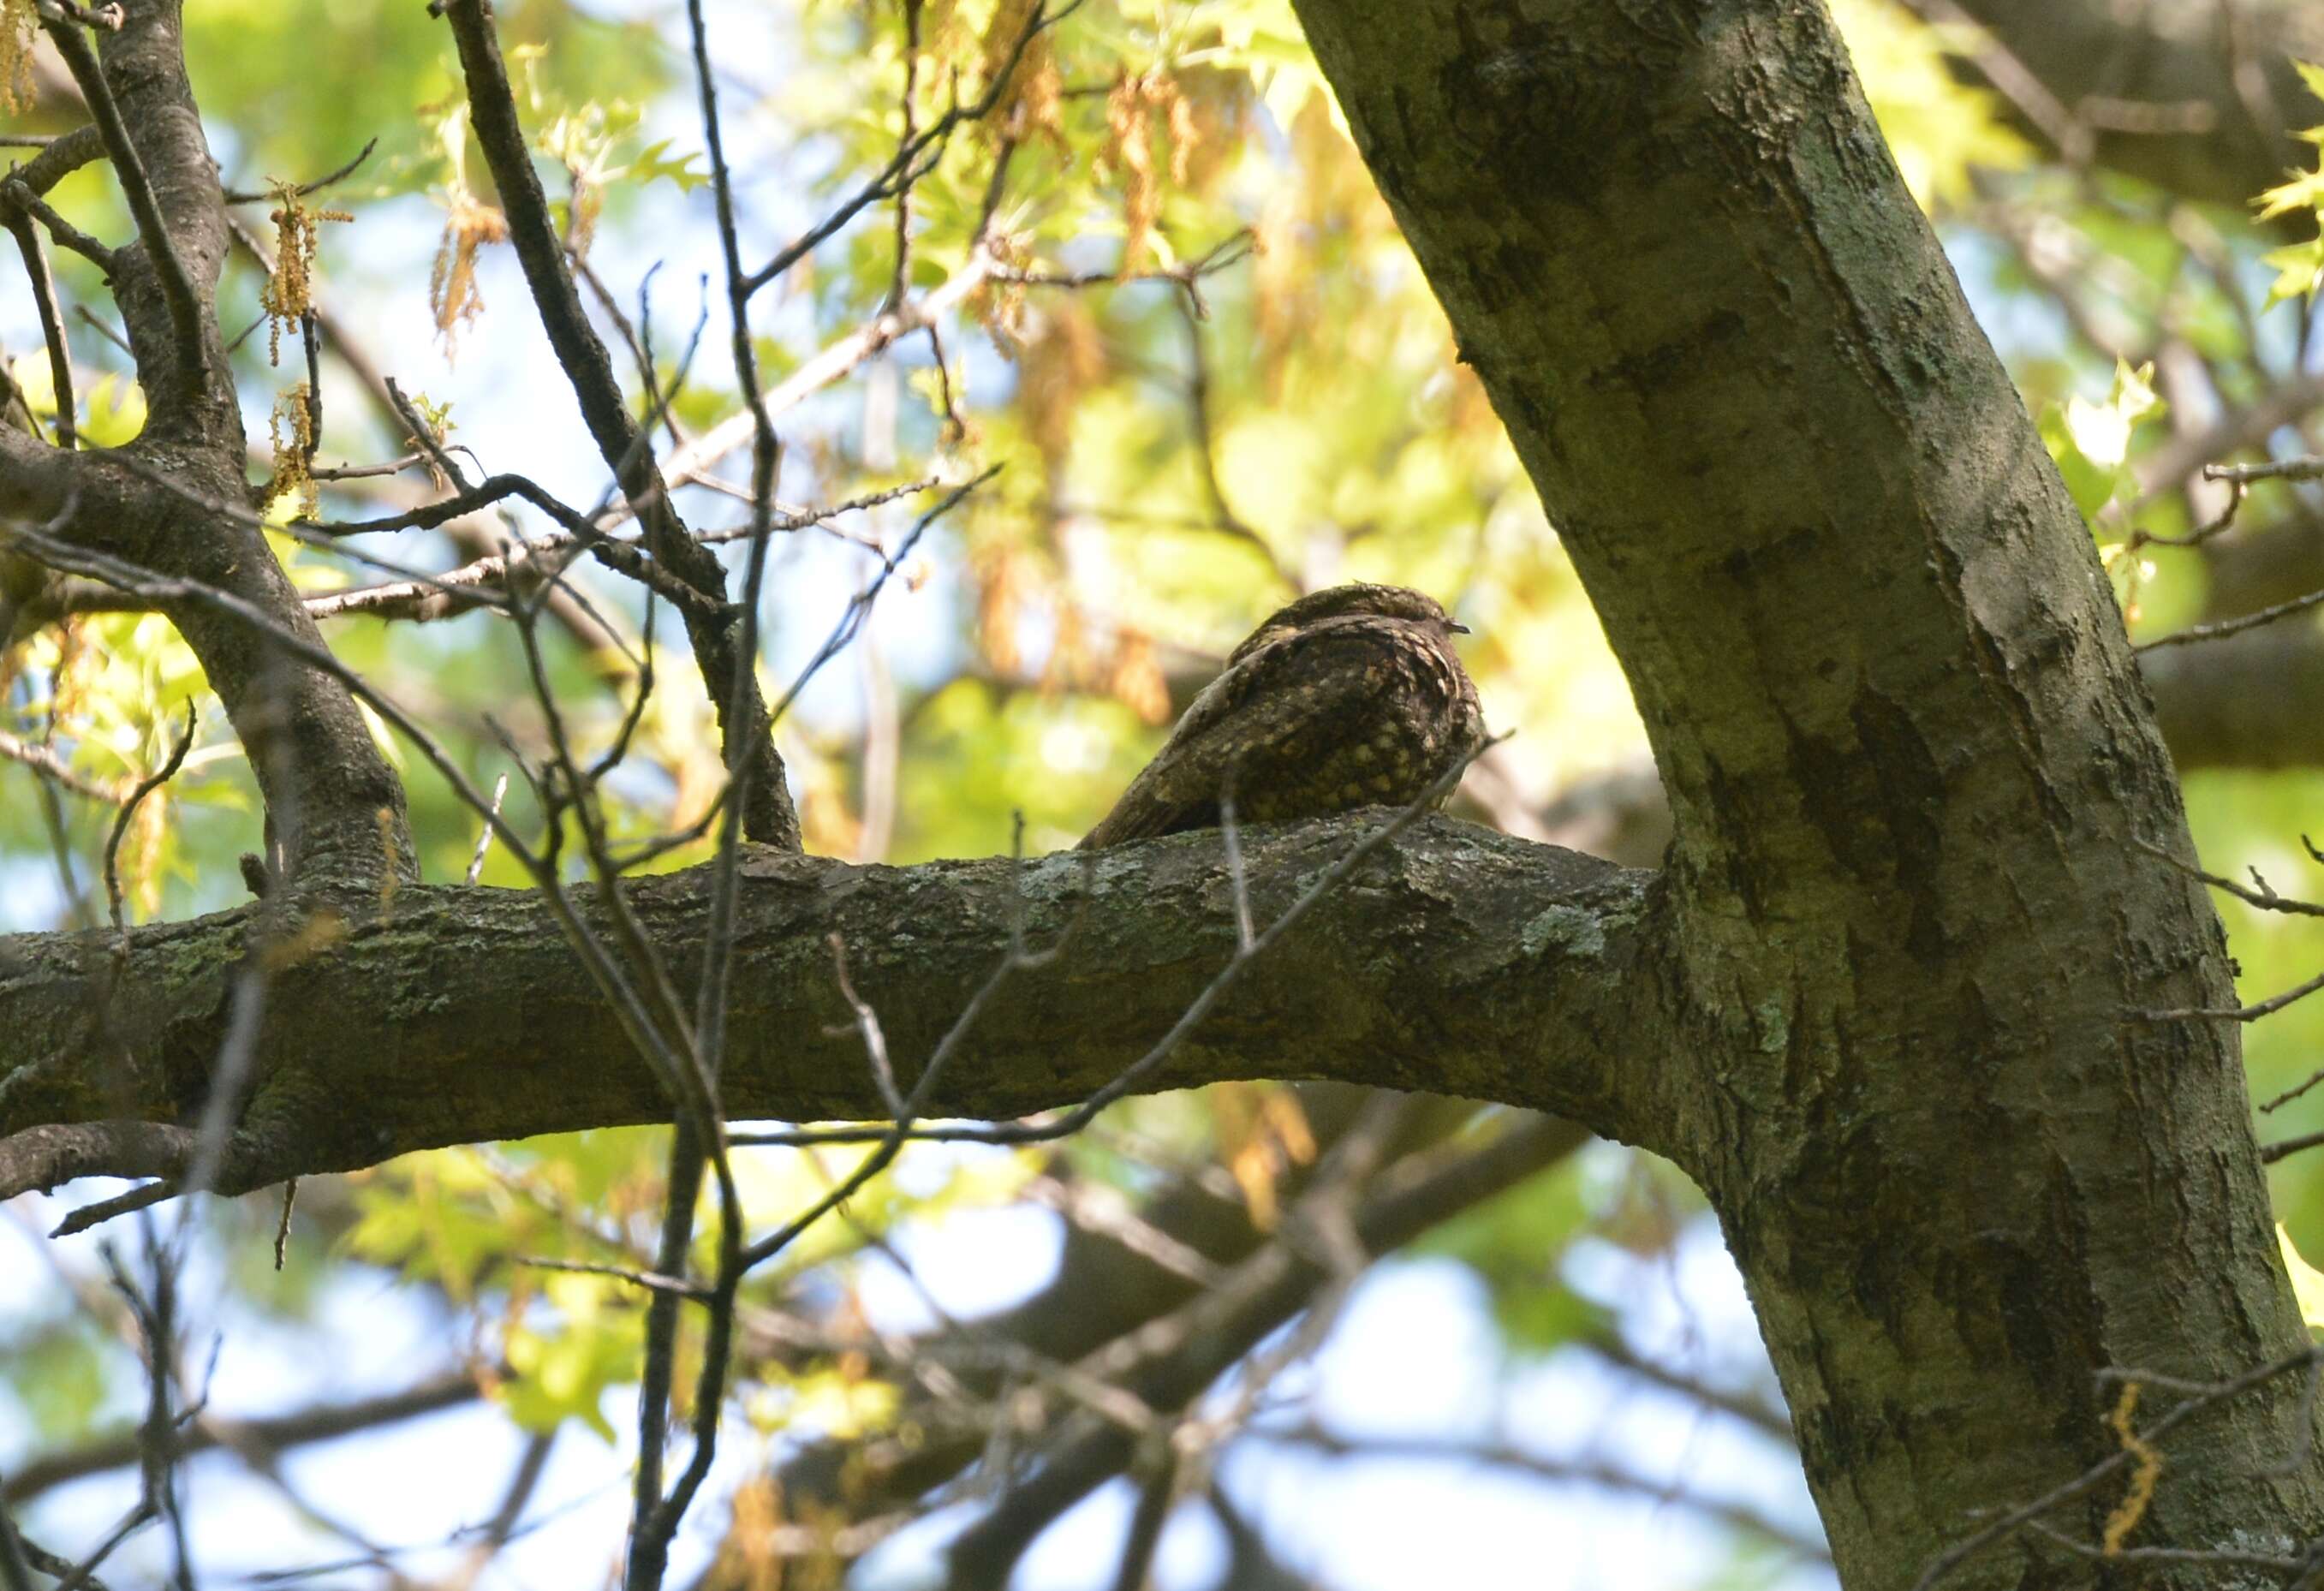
left=1227, top=582, right=1469, bottom=664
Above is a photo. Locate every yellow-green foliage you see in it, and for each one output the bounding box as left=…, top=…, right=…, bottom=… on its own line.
left=9, top=0, right=2324, bottom=1481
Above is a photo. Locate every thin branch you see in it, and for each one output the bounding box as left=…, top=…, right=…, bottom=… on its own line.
left=513, top=1255, right=706, bottom=1299
left=652, top=252, right=1000, bottom=504
left=102, top=700, right=196, bottom=933
left=886, top=0, right=926, bottom=312
left=8, top=125, right=106, bottom=199
left=2135, top=582, right=2324, bottom=652
left=1892, top=0, right=2088, bottom=162
left=0, top=728, right=116, bottom=801
left=440, top=0, right=794, bottom=848
left=2205, top=456, right=2324, bottom=487
left=3, top=1373, right=486, bottom=1505
left=74, top=305, right=130, bottom=355
left=830, top=933, right=909, bottom=1119
left=1910, top=1345, right=2324, bottom=1590
left=607, top=469, right=998, bottom=875
left=219, top=138, right=377, bottom=206
left=2261, top=1129, right=2324, bottom=1165
left=1, top=176, right=113, bottom=269
left=943, top=1114, right=1588, bottom=1580
left=37, top=5, right=207, bottom=390
left=740, top=0, right=1086, bottom=295
left=0, top=1492, right=33, bottom=1591
left=5, top=209, right=74, bottom=447
left=2133, top=964, right=2324, bottom=1024
left=2135, top=837, right=2324, bottom=920
left=1177, top=287, right=1291, bottom=587
left=464, top=772, right=510, bottom=884
left=991, top=229, right=1254, bottom=295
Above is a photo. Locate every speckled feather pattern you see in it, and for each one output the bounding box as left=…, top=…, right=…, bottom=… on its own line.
left=1079, top=585, right=1485, bottom=850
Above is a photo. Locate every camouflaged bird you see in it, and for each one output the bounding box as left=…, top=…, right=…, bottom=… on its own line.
left=1079, top=584, right=1486, bottom=849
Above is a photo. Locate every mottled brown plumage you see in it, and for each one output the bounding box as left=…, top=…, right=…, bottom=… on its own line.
left=1079, top=584, right=1486, bottom=849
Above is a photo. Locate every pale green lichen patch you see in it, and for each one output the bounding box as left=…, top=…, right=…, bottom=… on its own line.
left=1522, top=903, right=1605, bottom=961
left=1754, top=994, right=1791, bottom=1053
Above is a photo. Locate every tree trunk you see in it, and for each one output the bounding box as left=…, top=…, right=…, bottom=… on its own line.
left=1286, top=0, right=2323, bottom=1583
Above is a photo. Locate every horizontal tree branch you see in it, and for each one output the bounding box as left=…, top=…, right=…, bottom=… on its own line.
left=0, top=818, right=1668, bottom=1204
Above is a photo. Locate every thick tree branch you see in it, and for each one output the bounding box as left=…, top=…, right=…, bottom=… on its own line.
left=0, top=819, right=1665, bottom=1201
left=1934, top=0, right=2323, bottom=216
left=0, top=8, right=408, bottom=885
left=3, top=448, right=414, bottom=885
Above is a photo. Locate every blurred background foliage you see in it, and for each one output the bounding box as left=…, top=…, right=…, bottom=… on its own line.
left=4, top=0, right=2324, bottom=1585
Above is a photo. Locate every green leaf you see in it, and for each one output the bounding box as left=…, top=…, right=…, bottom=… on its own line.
left=2262, top=237, right=2324, bottom=310
left=630, top=137, right=710, bottom=194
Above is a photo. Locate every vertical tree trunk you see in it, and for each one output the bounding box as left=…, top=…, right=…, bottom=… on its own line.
left=1288, top=0, right=2324, bottom=1582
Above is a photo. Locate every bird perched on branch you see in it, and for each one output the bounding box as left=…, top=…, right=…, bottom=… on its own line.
left=1080, top=583, right=1486, bottom=849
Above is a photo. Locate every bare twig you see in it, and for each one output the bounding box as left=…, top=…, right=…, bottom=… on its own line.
left=464, top=772, right=510, bottom=884
left=441, top=0, right=795, bottom=848
left=101, top=701, right=196, bottom=934
left=830, top=933, right=909, bottom=1118
left=1258, top=1426, right=1832, bottom=1562
left=2134, top=965, right=2324, bottom=1024
left=2261, top=1129, right=2324, bottom=1165
left=5, top=211, right=74, bottom=447
left=1910, top=1345, right=2324, bottom=1590
left=1177, top=287, right=1291, bottom=587
left=0, top=728, right=115, bottom=801
left=2205, top=455, right=2324, bottom=487
left=607, top=469, right=997, bottom=876
left=652, top=253, right=1001, bottom=503
left=513, top=1256, right=706, bottom=1299
left=0, top=176, right=112, bottom=268
left=219, top=138, right=377, bottom=206
left=2135, top=583, right=2324, bottom=652
left=739, top=0, right=1086, bottom=295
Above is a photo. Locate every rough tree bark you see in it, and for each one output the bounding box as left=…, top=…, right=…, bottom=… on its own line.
left=0, top=824, right=1654, bottom=1194
left=1282, top=0, right=2324, bottom=1583
left=0, top=3, right=413, bottom=884
left=5, top=2, right=2322, bottom=1588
